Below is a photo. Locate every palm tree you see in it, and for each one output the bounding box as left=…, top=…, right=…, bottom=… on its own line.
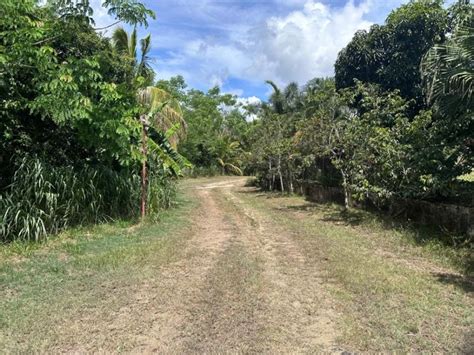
left=265, top=80, right=303, bottom=114
left=265, top=80, right=285, bottom=114
left=283, top=82, right=303, bottom=112
left=264, top=80, right=304, bottom=191
left=112, top=27, right=154, bottom=85
left=421, top=11, right=473, bottom=114
left=136, top=86, right=189, bottom=218
left=139, top=87, right=187, bottom=148
left=113, top=29, right=188, bottom=217
left=112, top=28, right=187, bottom=144
left=211, top=135, right=243, bottom=175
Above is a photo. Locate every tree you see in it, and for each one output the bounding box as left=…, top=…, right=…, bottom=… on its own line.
left=335, top=0, right=448, bottom=107
left=212, top=136, right=243, bottom=175
left=421, top=8, right=474, bottom=115
left=112, top=27, right=155, bottom=85
left=136, top=86, right=188, bottom=218
left=420, top=6, right=474, bottom=185
left=265, top=80, right=303, bottom=115
left=47, top=0, right=155, bottom=28
left=0, top=0, right=171, bottom=241
left=178, top=86, right=236, bottom=170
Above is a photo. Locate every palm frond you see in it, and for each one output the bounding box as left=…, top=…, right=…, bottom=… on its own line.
left=421, top=15, right=474, bottom=114
left=130, top=27, right=137, bottom=61
left=137, top=86, right=187, bottom=145
left=265, top=80, right=285, bottom=114
left=148, top=126, right=191, bottom=176
left=111, top=27, right=130, bottom=55
left=225, top=163, right=243, bottom=176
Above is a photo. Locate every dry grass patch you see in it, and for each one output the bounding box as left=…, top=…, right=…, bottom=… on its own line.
left=0, top=191, right=196, bottom=352
left=238, top=189, right=473, bottom=353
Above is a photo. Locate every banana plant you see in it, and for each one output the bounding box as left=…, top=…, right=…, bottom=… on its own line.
left=137, top=86, right=189, bottom=218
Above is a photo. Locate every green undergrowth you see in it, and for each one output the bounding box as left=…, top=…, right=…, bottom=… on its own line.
left=0, top=188, right=195, bottom=352
left=239, top=191, right=473, bottom=353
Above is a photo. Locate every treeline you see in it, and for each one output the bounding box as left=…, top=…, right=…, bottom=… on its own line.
left=245, top=0, right=473, bottom=209
left=0, top=0, right=188, bottom=241
left=156, top=76, right=252, bottom=177
left=159, top=0, right=473, bottom=212
left=170, top=0, right=473, bottom=210
left=2, top=0, right=472, bottom=241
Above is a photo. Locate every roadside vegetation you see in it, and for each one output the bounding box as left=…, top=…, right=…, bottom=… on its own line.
left=0, top=187, right=196, bottom=352
left=3, top=0, right=471, bottom=244
left=1, top=0, right=189, bottom=242
left=0, top=0, right=472, bottom=352
left=159, top=1, right=473, bottom=248
left=244, top=0, right=473, bottom=210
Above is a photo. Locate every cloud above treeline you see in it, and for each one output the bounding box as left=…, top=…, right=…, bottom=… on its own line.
left=92, top=0, right=408, bottom=98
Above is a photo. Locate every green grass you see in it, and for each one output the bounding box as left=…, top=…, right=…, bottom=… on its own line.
left=0, top=188, right=196, bottom=352
left=239, top=191, right=473, bottom=352
left=1, top=179, right=472, bottom=352
left=0, top=158, right=177, bottom=242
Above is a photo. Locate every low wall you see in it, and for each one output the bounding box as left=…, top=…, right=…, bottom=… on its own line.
left=389, top=198, right=474, bottom=236
left=297, top=181, right=474, bottom=236
left=299, top=182, right=345, bottom=205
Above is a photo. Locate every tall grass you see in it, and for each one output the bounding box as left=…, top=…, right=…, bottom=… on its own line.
left=147, top=163, right=178, bottom=218
left=0, top=158, right=176, bottom=242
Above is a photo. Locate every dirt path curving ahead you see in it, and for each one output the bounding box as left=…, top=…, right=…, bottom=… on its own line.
left=129, top=177, right=340, bottom=353
left=5, top=176, right=470, bottom=353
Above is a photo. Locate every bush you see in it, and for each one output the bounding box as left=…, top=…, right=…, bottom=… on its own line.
left=0, top=158, right=176, bottom=242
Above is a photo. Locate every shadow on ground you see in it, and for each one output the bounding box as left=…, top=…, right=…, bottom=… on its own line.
left=433, top=272, right=474, bottom=294
left=237, top=187, right=474, bottom=278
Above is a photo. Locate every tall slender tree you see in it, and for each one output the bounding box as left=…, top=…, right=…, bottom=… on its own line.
left=112, top=27, right=154, bottom=85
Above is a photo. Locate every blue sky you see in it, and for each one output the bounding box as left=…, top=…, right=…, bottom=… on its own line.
left=93, top=0, right=411, bottom=101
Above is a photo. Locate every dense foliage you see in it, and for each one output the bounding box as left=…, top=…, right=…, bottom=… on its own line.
left=1, top=0, right=472, bottom=241
left=156, top=76, right=251, bottom=176
left=171, top=0, right=472, bottom=211
left=335, top=0, right=449, bottom=108
left=0, top=0, right=186, bottom=241
left=243, top=0, right=473, bottom=209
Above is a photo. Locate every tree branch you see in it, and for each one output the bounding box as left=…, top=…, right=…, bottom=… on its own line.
left=32, top=35, right=60, bottom=46
left=93, top=20, right=122, bottom=31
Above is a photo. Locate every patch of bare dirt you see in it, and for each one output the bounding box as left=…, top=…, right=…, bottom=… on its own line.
left=220, top=186, right=339, bottom=353
left=134, top=177, right=340, bottom=353
left=52, top=177, right=341, bottom=353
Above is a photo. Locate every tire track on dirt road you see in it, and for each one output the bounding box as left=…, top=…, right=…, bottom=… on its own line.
left=131, top=177, right=339, bottom=353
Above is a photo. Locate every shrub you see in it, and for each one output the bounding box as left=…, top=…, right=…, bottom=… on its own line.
left=0, top=158, right=175, bottom=242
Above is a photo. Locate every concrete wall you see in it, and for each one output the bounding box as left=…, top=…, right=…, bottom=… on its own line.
left=297, top=181, right=474, bottom=236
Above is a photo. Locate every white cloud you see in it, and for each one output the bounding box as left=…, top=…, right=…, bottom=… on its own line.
left=236, top=96, right=261, bottom=107
left=243, top=0, right=373, bottom=84
left=153, top=0, right=374, bottom=92
left=220, top=95, right=261, bottom=121
left=235, top=96, right=261, bottom=121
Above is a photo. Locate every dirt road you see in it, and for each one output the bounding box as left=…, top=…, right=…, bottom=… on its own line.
left=2, top=176, right=471, bottom=353
left=130, top=177, right=339, bottom=353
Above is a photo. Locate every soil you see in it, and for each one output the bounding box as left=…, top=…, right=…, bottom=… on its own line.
left=114, top=177, right=340, bottom=353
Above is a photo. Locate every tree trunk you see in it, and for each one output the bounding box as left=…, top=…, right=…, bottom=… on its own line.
left=269, top=159, right=273, bottom=191
left=289, top=170, right=294, bottom=194
left=341, top=170, right=352, bottom=210
left=277, top=154, right=284, bottom=192
left=140, top=118, right=148, bottom=220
